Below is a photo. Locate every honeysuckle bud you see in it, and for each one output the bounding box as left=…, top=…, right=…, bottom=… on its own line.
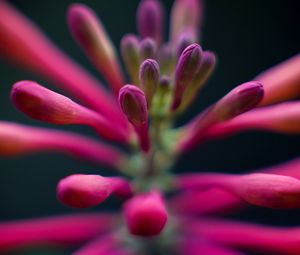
left=0, top=122, right=126, bottom=169
left=185, top=219, right=300, bottom=255
left=119, top=85, right=150, bottom=152
left=178, top=81, right=264, bottom=152
left=123, top=191, right=168, bottom=237
left=158, top=43, right=175, bottom=75
left=170, top=0, right=203, bottom=41
left=11, top=81, right=129, bottom=142
left=178, top=51, right=216, bottom=112
left=140, top=38, right=157, bottom=60
left=137, top=0, right=164, bottom=45
left=176, top=30, right=197, bottom=58
left=256, top=54, right=300, bottom=106
left=121, top=34, right=141, bottom=85
left=57, top=174, right=132, bottom=209
left=171, top=43, right=203, bottom=110
left=68, top=4, right=125, bottom=94
left=205, top=102, right=300, bottom=141
left=139, top=59, right=160, bottom=105
left=0, top=214, right=116, bottom=252
left=0, top=1, right=126, bottom=125
left=177, top=173, right=300, bottom=209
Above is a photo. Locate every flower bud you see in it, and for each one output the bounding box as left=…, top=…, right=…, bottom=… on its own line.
left=57, top=174, right=132, bottom=209
left=140, top=38, right=157, bottom=60
left=170, top=0, right=203, bottom=41
left=123, top=191, right=168, bottom=237
left=121, top=34, right=141, bottom=85
left=119, top=85, right=150, bottom=152
left=11, top=81, right=129, bottom=142
left=68, top=4, right=125, bottom=94
left=137, top=0, right=164, bottom=44
left=172, top=43, right=203, bottom=110
left=139, top=59, right=160, bottom=105
left=158, top=43, right=176, bottom=75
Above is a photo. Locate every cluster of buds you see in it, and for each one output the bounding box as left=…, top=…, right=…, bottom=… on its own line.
left=0, top=0, right=300, bottom=255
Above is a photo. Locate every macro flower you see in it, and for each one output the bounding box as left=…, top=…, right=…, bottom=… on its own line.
left=0, top=0, right=300, bottom=255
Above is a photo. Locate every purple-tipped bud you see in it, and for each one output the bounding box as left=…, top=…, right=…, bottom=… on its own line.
left=213, top=81, right=264, bottom=121
left=68, top=4, right=124, bottom=94
left=176, top=30, right=197, bottom=58
left=179, top=51, right=217, bottom=111
left=121, top=34, right=141, bottom=85
left=119, top=85, right=150, bottom=152
left=139, top=59, right=160, bottom=105
left=137, top=0, right=164, bottom=45
left=158, top=43, right=175, bottom=75
left=140, top=38, right=157, bottom=60
left=123, top=191, right=168, bottom=237
left=57, top=174, right=132, bottom=209
left=11, top=81, right=129, bottom=142
left=170, top=0, right=203, bottom=41
left=172, top=43, right=203, bottom=110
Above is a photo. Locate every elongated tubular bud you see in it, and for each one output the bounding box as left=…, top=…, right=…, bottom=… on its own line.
left=169, top=189, right=243, bottom=215
left=0, top=1, right=126, bottom=127
left=179, top=239, right=246, bottom=255
left=74, top=234, right=133, bottom=255
left=140, top=38, right=157, bottom=61
left=178, top=81, right=264, bottom=152
left=0, top=122, right=126, bottom=169
left=57, top=174, right=132, bottom=209
left=178, top=51, right=216, bottom=112
left=205, top=102, right=300, bottom=141
left=121, top=35, right=141, bottom=85
left=137, top=0, right=164, bottom=45
left=176, top=173, right=300, bottom=209
left=139, top=59, right=160, bottom=105
left=123, top=191, right=168, bottom=237
left=183, top=219, right=300, bottom=255
left=68, top=4, right=125, bottom=94
left=170, top=0, right=203, bottom=41
left=171, top=43, right=203, bottom=110
left=119, top=85, right=151, bottom=152
left=11, top=81, right=129, bottom=143
left=0, top=213, right=116, bottom=253
left=176, top=30, right=197, bottom=58
left=158, top=43, right=176, bottom=75
left=256, top=54, right=300, bottom=106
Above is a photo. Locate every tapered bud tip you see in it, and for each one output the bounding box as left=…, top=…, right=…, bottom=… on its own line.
left=216, top=81, right=264, bottom=120
left=121, top=34, right=140, bottom=52
left=140, top=59, right=160, bottom=84
left=124, top=192, right=168, bottom=237
left=57, top=174, right=112, bottom=209
left=119, top=85, right=148, bottom=127
left=140, top=38, right=157, bottom=59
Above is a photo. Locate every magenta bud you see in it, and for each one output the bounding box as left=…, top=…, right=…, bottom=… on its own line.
left=139, top=59, right=160, bottom=105
left=121, top=34, right=141, bottom=85
left=172, top=43, right=203, bottom=110
left=140, top=38, right=157, bottom=60
left=176, top=30, right=197, bottom=58
left=214, top=81, right=264, bottom=121
left=123, top=191, right=168, bottom=237
left=57, top=174, right=132, bottom=209
left=119, top=85, right=150, bottom=152
left=137, top=0, right=164, bottom=45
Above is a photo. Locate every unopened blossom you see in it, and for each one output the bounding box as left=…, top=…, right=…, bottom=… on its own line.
left=0, top=0, right=299, bottom=255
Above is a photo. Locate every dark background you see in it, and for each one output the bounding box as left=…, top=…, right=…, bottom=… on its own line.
left=0, top=0, right=299, bottom=254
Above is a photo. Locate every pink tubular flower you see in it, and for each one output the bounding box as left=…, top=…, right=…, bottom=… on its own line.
left=0, top=0, right=300, bottom=255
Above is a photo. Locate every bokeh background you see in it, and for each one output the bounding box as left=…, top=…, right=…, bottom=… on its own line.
left=0, top=0, right=299, bottom=254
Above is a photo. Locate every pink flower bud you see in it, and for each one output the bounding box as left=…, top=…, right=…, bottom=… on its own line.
left=11, top=81, right=129, bottom=142
left=137, top=0, right=164, bottom=45
left=177, top=173, right=300, bottom=209
left=140, top=38, right=157, bottom=60
left=57, top=174, right=132, bottom=209
left=68, top=4, right=125, bottom=94
left=172, top=43, right=203, bottom=110
left=139, top=59, right=160, bottom=105
left=170, top=0, right=203, bottom=41
left=256, top=53, right=300, bottom=106
left=121, top=34, right=141, bottom=85
left=119, top=85, right=151, bottom=152
left=123, top=191, right=168, bottom=237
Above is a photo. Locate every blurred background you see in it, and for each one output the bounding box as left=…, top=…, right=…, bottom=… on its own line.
left=0, top=0, right=299, bottom=254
